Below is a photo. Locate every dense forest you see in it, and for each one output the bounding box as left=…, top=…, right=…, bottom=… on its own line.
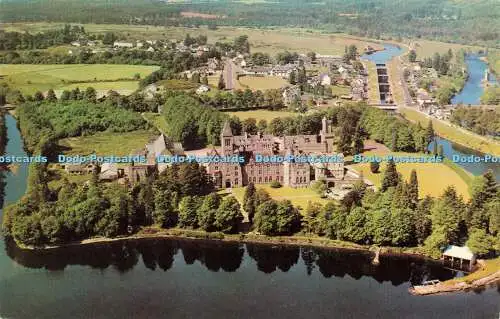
left=1, top=0, right=498, bottom=47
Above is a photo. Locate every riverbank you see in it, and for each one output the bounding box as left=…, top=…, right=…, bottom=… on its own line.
left=13, top=226, right=423, bottom=258
left=400, top=106, right=500, bottom=156
left=410, top=258, right=500, bottom=296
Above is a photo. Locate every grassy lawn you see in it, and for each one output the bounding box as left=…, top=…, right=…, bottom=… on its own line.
left=47, top=167, right=94, bottom=189
left=0, top=64, right=159, bottom=95
left=142, top=112, right=169, bottom=134
left=58, top=130, right=157, bottom=156
left=387, top=58, right=405, bottom=105
left=330, top=85, right=351, bottom=97
left=226, top=109, right=297, bottom=122
left=364, top=61, right=380, bottom=104
left=349, top=151, right=471, bottom=200
left=238, top=75, right=288, bottom=91
left=232, top=184, right=331, bottom=210
left=443, top=257, right=500, bottom=286
left=400, top=107, right=500, bottom=156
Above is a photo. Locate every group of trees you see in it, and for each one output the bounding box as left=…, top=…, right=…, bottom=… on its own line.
left=160, top=93, right=229, bottom=149
left=450, top=106, right=500, bottom=137
left=0, top=25, right=85, bottom=50
left=480, top=86, right=500, bottom=106
left=361, top=107, right=432, bottom=153
left=2, top=161, right=243, bottom=246
left=16, top=100, right=147, bottom=154
left=0, top=47, right=210, bottom=69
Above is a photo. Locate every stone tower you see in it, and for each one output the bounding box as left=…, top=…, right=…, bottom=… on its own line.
left=221, top=121, right=234, bottom=155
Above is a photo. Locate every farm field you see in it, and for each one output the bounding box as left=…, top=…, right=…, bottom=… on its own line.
left=227, top=109, right=297, bottom=122
left=232, top=184, right=331, bottom=211
left=400, top=107, right=500, bottom=156
left=56, top=80, right=140, bottom=97
left=238, top=75, right=288, bottom=90
left=410, top=39, right=482, bottom=59
left=142, top=113, right=169, bottom=134
left=348, top=151, right=471, bottom=200
left=0, top=64, right=159, bottom=94
left=58, top=130, right=157, bottom=157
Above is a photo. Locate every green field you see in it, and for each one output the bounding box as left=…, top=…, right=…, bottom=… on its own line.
left=411, top=39, right=482, bottom=59
left=238, top=76, right=288, bottom=90
left=400, top=107, right=500, bottom=156
left=330, top=85, right=351, bottom=97
left=349, top=151, right=471, bottom=200
left=56, top=81, right=140, bottom=96
left=0, top=64, right=159, bottom=94
left=58, top=130, right=158, bottom=157
left=232, top=184, right=331, bottom=210
left=227, top=109, right=297, bottom=122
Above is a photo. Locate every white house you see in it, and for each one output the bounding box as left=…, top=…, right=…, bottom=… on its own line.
left=196, top=85, right=211, bottom=94
left=147, top=47, right=155, bottom=52
left=320, top=74, right=332, bottom=86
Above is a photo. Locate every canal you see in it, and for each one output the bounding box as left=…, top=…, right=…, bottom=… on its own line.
left=0, top=116, right=499, bottom=318
left=363, top=45, right=499, bottom=181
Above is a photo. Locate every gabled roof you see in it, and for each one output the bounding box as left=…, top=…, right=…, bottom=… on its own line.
left=443, top=245, right=475, bottom=260
left=222, top=121, right=233, bottom=137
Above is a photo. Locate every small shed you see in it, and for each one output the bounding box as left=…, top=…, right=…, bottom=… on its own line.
left=442, top=245, right=476, bottom=271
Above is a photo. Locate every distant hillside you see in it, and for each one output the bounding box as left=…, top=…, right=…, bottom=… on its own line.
left=0, top=0, right=498, bottom=48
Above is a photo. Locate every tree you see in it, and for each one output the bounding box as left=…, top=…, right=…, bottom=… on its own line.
left=60, top=90, right=71, bottom=101
left=102, top=32, right=117, bottom=45
left=408, top=50, right=417, bottom=62
left=343, top=207, right=368, bottom=244
left=370, top=161, right=380, bottom=173
left=201, top=75, right=209, bottom=86
left=288, top=70, right=297, bottom=85
left=425, top=120, right=434, bottom=150
left=214, top=196, right=243, bottom=233
left=242, top=118, right=257, bottom=135
left=84, top=87, right=97, bottom=103
left=408, top=169, right=419, bottom=208
left=218, top=74, right=225, bottom=90
left=46, top=89, right=57, bottom=102
left=191, top=72, right=200, bottom=84
left=178, top=196, right=201, bottom=228
left=34, top=91, right=44, bottom=101
left=197, top=193, right=220, bottom=231
left=243, top=182, right=256, bottom=222
left=466, top=228, right=495, bottom=256
left=311, top=179, right=327, bottom=198
left=380, top=159, right=399, bottom=192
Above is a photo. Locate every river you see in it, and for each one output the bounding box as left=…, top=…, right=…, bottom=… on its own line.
left=0, top=115, right=499, bottom=318
left=451, top=54, right=497, bottom=105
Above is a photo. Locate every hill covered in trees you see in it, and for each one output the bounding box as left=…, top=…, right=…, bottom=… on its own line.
left=1, top=0, right=498, bottom=47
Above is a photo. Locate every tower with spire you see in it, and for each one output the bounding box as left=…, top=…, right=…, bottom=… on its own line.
left=221, top=121, right=234, bottom=155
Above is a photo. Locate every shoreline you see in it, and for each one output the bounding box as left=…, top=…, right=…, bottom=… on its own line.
left=13, top=229, right=500, bottom=296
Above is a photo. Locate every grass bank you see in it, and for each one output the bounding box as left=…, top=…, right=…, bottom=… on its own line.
left=400, top=107, right=500, bottom=156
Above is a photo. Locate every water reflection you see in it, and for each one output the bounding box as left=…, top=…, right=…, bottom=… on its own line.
left=6, top=238, right=462, bottom=287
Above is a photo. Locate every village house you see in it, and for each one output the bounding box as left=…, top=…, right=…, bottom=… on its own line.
left=320, top=74, right=332, bottom=86
left=125, top=134, right=184, bottom=184
left=113, top=41, right=134, bottom=48
left=196, top=85, right=211, bottom=94
left=63, top=163, right=96, bottom=175
left=201, top=118, right=353, bottom=189
left=282, top=85, right=301, bottom=106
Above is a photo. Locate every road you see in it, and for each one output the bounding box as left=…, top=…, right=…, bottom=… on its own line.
left=223, top=60, right=235, bottom=90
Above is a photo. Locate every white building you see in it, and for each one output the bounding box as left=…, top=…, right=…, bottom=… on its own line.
left=113, top=41, right=134, bottom=48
